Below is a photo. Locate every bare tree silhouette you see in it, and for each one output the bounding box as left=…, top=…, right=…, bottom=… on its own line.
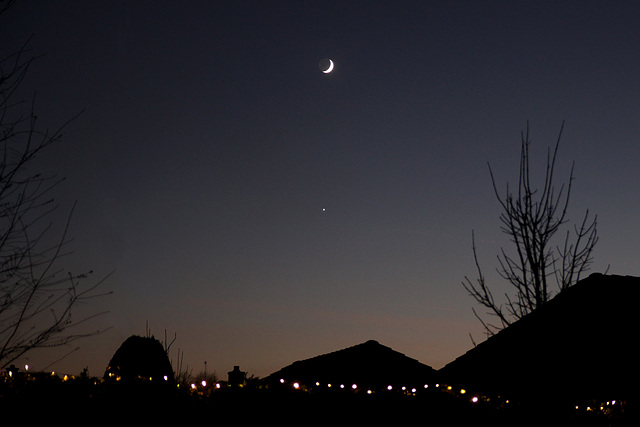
left=0, top=1, right=110, bottom=368
left=463, top=122, right=598, bottom=337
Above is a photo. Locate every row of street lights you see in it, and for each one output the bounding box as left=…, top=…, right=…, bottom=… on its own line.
left=277, top=377, right=485, bottom=403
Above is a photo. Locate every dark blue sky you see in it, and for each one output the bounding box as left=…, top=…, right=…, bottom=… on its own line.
left=4, top=0, right=640, bottom=378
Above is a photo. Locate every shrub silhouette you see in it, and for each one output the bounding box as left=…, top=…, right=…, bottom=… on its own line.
left=103, top=335, right=175, bottom=383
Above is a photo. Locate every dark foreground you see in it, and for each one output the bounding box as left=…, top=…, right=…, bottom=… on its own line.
left=3, top=380, right=638, bottom=426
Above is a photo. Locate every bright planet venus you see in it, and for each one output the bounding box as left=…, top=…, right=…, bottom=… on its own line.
left=319, top=58, right=334, bottom=73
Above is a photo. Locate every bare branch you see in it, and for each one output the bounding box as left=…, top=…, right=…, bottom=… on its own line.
left=463, top=122, right=598, bottom=336
left=0, top=18, right=110, bottom=368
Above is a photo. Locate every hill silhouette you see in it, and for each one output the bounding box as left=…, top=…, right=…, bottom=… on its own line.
left=265, top=339, right=437, bottom=390
left=440, top=273, right=640, bottom=408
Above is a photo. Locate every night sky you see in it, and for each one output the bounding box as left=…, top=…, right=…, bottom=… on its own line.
left=3, top=1, right=639, bottom=378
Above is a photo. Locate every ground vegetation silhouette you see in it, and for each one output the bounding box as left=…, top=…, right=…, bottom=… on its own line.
left=0, top=0, right=109, bottom=368
left=463, top=122, right=598, bottom=337
left=103, top=335, right=175, bottom=383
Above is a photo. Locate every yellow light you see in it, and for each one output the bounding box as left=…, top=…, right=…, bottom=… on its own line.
left=191, top=383, right=197, bottom=389
left=280, top=378, right=285, bottom=383
left=460, top=389, right=466, bottom=394
left=447, top=386, right=452, bottom=390
left=424, top=384, right=429, bottom=388
left=216, top=383, right=221, bottom=389
left=24, top=365, right=29, bottom=371
left=164, top=375, right=168, bottom=381
left=367, top=390, right=372, bottom=394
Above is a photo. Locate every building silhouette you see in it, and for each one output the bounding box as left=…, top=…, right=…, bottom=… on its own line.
left=227, top=365, right=247, bottom=387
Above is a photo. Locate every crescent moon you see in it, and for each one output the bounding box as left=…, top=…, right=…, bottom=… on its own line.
left=321, top=59, right=334, bottom=74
